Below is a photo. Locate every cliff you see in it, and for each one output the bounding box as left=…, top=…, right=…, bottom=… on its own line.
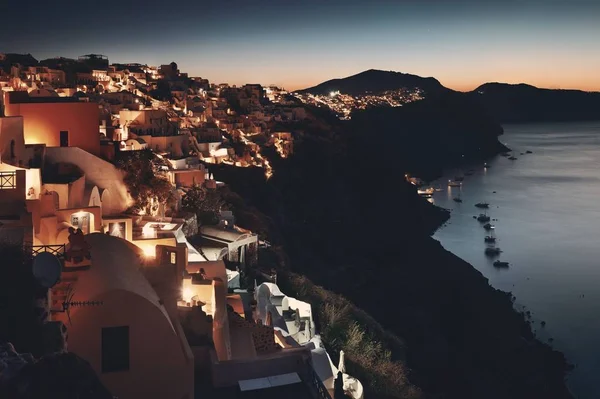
left=210, top=103, right=572, bottom=398
left=349, top=90, right=508, bottom=179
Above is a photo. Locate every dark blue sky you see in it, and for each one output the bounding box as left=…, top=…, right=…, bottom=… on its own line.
left=2, top=0, right=599, bottom=91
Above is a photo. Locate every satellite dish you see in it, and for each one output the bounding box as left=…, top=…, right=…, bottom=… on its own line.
left=33, top=252, right=62, bottom=288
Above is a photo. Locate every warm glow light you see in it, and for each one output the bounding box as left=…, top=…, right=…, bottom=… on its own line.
left=182, top=288, right=193, bottom=303
left=141, top=245, right=155, bottom=257
left=142, top=223, right=156, bottom=238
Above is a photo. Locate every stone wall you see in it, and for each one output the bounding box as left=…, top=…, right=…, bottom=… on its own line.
left=228, top=309, right=278, bottom=355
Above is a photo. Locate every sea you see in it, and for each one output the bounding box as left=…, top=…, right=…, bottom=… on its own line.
left=432, top=121, right=600, bottom=399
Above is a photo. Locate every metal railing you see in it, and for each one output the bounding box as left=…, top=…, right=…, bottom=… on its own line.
left=0, top=171, right=16, bottom=189
left=25, top=244, right=66, bottom=258
left=308, top=363, right=334, bottom=399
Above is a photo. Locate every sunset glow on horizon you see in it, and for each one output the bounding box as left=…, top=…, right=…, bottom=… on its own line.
left=2, top=0, right=599, bottom=92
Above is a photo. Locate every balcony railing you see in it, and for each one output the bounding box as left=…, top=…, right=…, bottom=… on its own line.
left=0, top=171, right=16, bottom=189
left=25, top=244, right=66, bottom=258
left=308, top=363, right=333, bottom=399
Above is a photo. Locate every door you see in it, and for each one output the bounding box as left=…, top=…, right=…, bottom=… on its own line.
left=60, top=131, right=69, bottom=147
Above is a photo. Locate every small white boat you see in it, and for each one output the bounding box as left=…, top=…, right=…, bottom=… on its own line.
left=448, top=180, right=462, bottom=187
left=483, top=223, right=495, bottom=231
left=417, top=187, right=435, bottom=197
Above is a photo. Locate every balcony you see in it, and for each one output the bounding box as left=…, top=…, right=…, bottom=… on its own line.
left=25, top=244, right=66, bottom=258
left=0, top=171, right=16, bottom=190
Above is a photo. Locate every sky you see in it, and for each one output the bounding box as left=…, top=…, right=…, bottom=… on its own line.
left=2, top=0, right=599, bottom=91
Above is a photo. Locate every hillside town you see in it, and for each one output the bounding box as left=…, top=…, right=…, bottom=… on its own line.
left=293, top=88, right=425, bottom=120
left=0, top=53, right=362, bottom=399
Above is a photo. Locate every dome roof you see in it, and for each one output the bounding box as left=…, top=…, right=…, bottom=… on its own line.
left=68, top=233, right=174, bottom=330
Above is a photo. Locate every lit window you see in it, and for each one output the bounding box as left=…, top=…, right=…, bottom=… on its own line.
left=170, top=252, right=177, bottom=264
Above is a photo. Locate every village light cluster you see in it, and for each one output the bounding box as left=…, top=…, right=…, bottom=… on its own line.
left=294, top=87, right=425, bottom=120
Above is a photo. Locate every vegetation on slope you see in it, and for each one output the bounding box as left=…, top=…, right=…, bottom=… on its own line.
left=281, top=272, right=422, bottom=399
left=115, top=149, right=175, bottom=215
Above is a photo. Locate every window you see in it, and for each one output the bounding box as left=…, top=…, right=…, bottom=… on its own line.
left=60, top=131, right=69, bottom=147
left=0, top=171, right=16, bottom=189
left=109, top=222, right=126, bottom=239
left=102, top=326, right=129, bottom=373
left=170, top=252, right=177, bottom=264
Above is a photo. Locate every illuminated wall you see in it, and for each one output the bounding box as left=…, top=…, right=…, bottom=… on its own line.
left=4, top=100, right=101, bottom=156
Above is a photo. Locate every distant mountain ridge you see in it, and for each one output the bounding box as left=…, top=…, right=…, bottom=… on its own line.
left=472, top=82, right=600, bottom=123
left=296, top=69, right=448, bottom=96
left=299, top=70, right=600, bottom=122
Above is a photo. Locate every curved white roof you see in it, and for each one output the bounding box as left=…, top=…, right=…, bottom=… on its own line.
left=68, top=233, right=173, bottom=330
left=258, top=282, right=284, bottom=297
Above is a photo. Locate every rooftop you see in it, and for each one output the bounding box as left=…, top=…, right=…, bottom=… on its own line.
left=69, top=233, right=173, bottom=329
left=200, top=381, right=315, bottom=399
left=7, top=91, right=80, bottom=104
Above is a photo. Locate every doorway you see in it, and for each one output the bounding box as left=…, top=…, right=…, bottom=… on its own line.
left=60, top=131, right=69, bottom=147
left=71, top=212, right=91, bottom=234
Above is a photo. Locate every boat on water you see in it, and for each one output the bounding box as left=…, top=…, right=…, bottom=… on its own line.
left=508, top=156, right=518, bottom=160
left=484, top=162, right=490, bottom=168
left=483, top=223, right=495, bottom=231
left=448, top=180, right=462, bottom=187
left=453, top=196, right=463, bottom=203
left=526, top=150, right=533, bottom=154
left=484, top=235, right=496, bottom=243
left=417, top=187, right=435, bottom=197
left=493, top=260, right=509, bottom=268
left=477, top=213, right=491, bottom=222
left=475, top=202, right=489, bottom=209
left=407, top=176, right=425, bottom=187
left=485, top=247, right=502, bottom=256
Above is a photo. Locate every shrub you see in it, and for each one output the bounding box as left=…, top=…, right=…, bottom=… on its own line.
left=282, top=273, right=422, bottom=399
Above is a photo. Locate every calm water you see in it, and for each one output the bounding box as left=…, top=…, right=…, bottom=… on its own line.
left=433, top=122, right=600, bottom=399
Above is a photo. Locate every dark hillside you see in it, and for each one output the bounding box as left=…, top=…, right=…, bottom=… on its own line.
left=297, top=69, right=448, bottom=96
left=471, top=83, right=600, bottom=123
